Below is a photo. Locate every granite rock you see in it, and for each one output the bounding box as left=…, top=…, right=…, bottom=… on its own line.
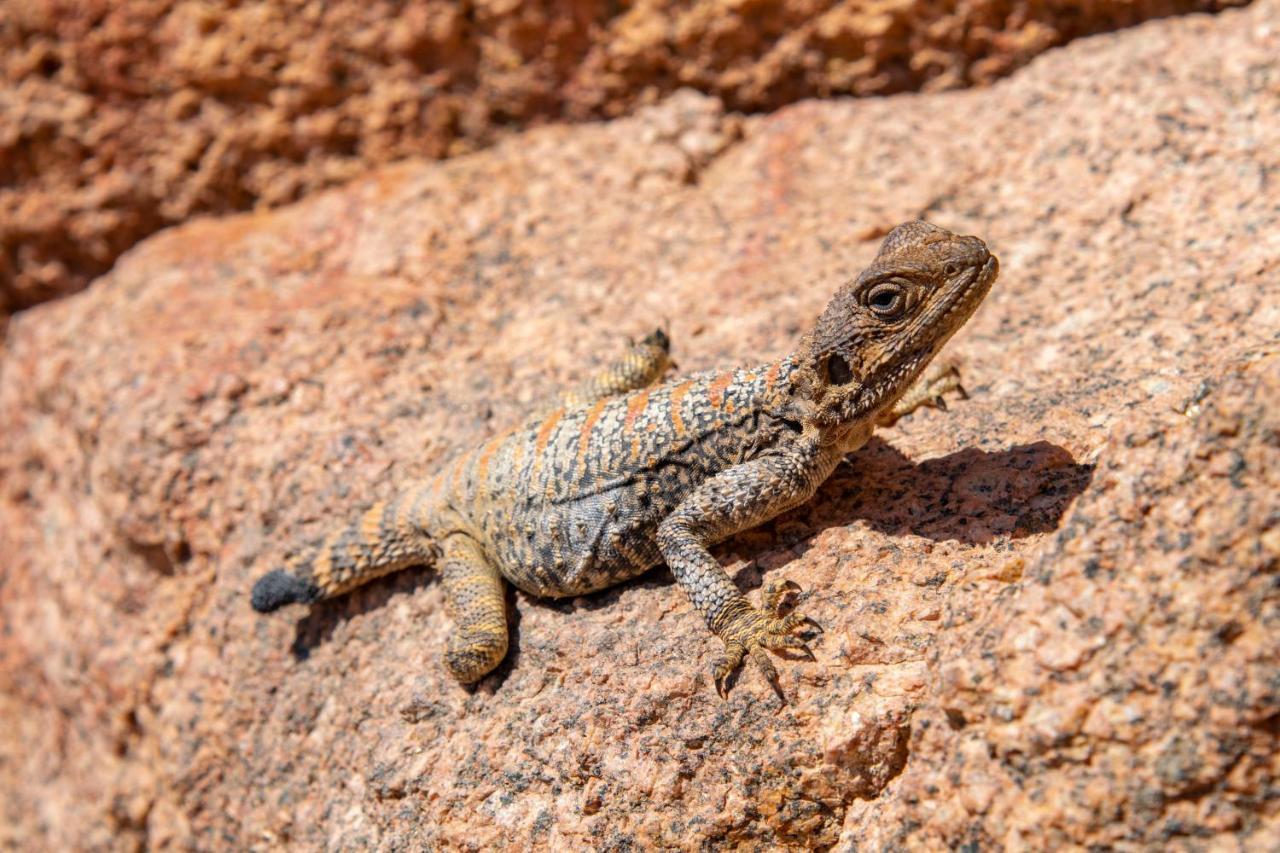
left=1, top=1, right=1278, bottom=848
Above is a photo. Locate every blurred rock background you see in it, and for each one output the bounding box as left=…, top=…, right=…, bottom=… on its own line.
left=0, top=0, right=1242, bottom=319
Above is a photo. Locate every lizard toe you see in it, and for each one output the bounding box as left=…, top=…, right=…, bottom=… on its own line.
left=713, top=639, right=748, bottom=698
left=759, top=631, right=815, bottom=660
left=761, top=578, right=803, bottom=617
left=766, top=610, right=819, bottom=635
left=748, top=645, right=784, bottom=701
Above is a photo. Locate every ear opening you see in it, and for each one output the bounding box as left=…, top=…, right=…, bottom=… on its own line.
left=825, top=353, right=854, bottom=385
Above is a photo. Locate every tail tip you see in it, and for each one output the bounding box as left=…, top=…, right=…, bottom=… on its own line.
left=251, top=570, right=319, bottom=613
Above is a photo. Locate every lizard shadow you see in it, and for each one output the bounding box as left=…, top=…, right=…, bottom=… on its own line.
left=791, top=436, right=1095, bottom=546
left=564, top=436, right=1094, bottom=614
left=291, top=569, right=436, bottom=661
left=290, top=436, right=1092, bottom=667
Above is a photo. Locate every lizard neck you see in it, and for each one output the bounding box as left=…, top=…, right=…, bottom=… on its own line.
left=759, top=355, right=803, bottom=422
left=762, top=354, right=878, bottom=451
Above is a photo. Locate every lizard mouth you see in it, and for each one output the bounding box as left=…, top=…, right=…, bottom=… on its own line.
left=913, top=253, right=998, bottom=354
left=938, top=255, right=998, bottom=330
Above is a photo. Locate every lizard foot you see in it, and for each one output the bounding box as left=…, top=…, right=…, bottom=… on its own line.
left=712, top=580, right=821, bottom=700
left=917, top=360, right=968, bottom=411
left=878, top=359, right=968, bottom=427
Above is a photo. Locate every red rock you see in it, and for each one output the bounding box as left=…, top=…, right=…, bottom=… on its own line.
left=2, top=1, right=1279, bottom=848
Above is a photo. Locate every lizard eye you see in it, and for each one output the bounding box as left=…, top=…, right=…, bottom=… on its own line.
left=944, top=261, right=961, bottom=277
left=825, top=353, right=854, bottom=385
left=865, top=283, right=905, bottom=318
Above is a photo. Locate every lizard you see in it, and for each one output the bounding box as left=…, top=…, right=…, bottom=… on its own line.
left=251, top=220, right=999, bottom=696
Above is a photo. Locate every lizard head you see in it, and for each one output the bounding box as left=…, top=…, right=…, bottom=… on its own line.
left=790, top=220, right=998, bottom=428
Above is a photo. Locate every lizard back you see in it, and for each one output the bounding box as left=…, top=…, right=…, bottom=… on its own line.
left=436, top=361, right=798, bottom=597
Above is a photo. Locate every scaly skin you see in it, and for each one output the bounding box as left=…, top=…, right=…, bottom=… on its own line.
left=252, top=221, right=1000, bottom=695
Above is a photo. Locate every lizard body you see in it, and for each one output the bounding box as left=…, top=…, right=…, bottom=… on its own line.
left=252, top=221, right=999, bottom=693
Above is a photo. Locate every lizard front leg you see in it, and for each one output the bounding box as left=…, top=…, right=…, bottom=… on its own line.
left=656, top=438, right=835, bottom=697
left=558, top=328, right=672, bottom=408
left=440, top=534, right=511, bottom=684
left=876, top=358, right=967, bottom=428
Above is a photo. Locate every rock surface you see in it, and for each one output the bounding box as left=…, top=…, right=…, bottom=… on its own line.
left=0, top=0, right=1244, bottom=319
left=2, top=1, right=1278, bottom=849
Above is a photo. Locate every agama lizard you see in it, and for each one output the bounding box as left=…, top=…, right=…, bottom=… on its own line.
left=252, top=221, right=999, bottom=695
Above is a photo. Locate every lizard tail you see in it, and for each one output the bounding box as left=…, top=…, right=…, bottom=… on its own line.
left=251, top=486, right=440, bottom=613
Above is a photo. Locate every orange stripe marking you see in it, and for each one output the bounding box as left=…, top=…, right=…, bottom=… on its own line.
left=579, top=399, right=608, bottom=446
left=449, top=456, right=466, bottom=496
left=475, top=425, right=517, bottom=487
left=669, top=381, right=691, bottom=435
left=625, top=390, right=651, bottom=461
left=576, top=399, right=609, bottom=474
left=624, top=389, right=650, bottom=431
left=625, top=389, right=651, bottom=462
left=362, top=504, right=383, bottom=541
left=475, top=439, right=498, bottom=492
left=535, top=409, right=564, bottom=454
left=315, top=540, right=334, bottom=588
left=708, top=371, right=732, bottom=410
left=764, top=361, right=781, bottom=389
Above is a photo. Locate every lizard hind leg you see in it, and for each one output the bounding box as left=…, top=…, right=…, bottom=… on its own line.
left=440, top=535, right=511, bottom=684
left=557, top=327, right=673, bottom=409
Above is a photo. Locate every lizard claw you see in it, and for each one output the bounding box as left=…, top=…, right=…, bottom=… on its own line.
left=712, top=640, right=747, bottom=698
left=801, top=615, right=824, bottom=635
left=712, top=580, right=819, bottom=699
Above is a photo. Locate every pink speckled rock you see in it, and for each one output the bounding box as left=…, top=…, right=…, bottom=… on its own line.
left=1, top=2, right=1277, bottom=847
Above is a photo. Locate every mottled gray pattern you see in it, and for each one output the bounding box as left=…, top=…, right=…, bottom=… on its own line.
left=446, top=362, right=799, bottom=598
